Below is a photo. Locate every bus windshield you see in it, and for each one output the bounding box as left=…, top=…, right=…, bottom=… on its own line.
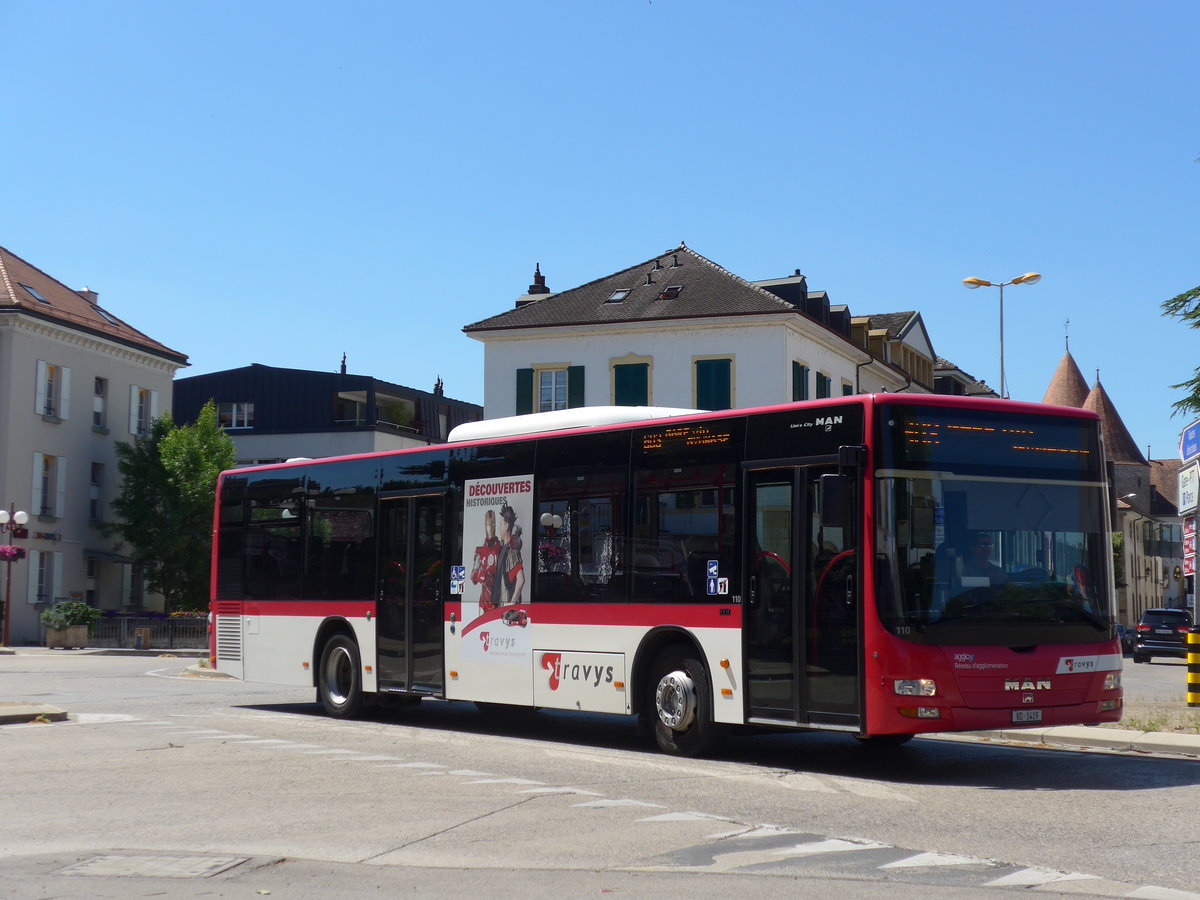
left=873, top=404, right=1114, bottom=646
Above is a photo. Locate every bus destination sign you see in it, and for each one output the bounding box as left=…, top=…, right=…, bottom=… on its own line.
left=642, top=423, right=733, bottom=453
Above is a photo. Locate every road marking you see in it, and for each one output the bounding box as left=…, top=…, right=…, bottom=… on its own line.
left=638, top=812, right=734, bottom=823
left=776, top=838, right=891, bottom=856
left=984, top=867, right=1098, bottom=887
left=572, top=798, right=665, bottom=809
left=463, top=777, right=546, bottom=785
left=880, top=851, right=992, bottom=868
left=518, top=787, right=604, bottom=796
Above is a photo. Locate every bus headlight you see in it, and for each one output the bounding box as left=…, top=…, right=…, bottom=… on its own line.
left=894, top=679, right=937, bottom=696
left=1104, top=672, right=1121, bottom=691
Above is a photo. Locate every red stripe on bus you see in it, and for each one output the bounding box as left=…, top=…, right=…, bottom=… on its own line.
left=222, top=599, right=742, bottom=631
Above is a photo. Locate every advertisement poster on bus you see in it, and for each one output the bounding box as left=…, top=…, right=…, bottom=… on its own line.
left=460, top=474, right=535, bottom=663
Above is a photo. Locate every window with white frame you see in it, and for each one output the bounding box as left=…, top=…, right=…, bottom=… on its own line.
left=217, top=401, right=255, bottom=429
left=27, top=550, right=62, bottom=605
left=36, top=361, right=71, bottom=419
left=32, top=452, right=66, bottom=518
left=538, top=368, right=569, bottom=412
left=129, top=386, right=159, bottom=435
left=93, top=377, right=108, bottom=429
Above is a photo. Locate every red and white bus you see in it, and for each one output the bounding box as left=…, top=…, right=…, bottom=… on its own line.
left=209, top=394, right=1122, bottom=755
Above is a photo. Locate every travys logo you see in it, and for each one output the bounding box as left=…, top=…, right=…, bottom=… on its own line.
left=480, top=631, right=519, bottom=654
left=541, top=652, right=614, bottom=691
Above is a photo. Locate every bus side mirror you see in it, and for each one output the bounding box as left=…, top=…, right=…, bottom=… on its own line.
left=820, top=474, right=851, bottom=527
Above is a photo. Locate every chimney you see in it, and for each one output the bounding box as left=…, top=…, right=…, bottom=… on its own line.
left=527, top=263, right=550, bottom=295
left=515, top=263, right=555, bottom=308
left=77, top=286, right=99, bottom=305
left=339, top=353, right=347, bottom=375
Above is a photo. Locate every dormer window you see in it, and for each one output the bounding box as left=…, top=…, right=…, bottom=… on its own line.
left=20, top=283, right=50, bottom=304
left=657, top=285, right=683, bottom=300
left=606, top=289, right=631, bottom=303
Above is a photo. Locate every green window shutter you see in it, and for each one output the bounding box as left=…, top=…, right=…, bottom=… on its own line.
left=614, top=363, right=648, bottom=406
left=816, top=373, right=831, bottom=399
left=842, top=383, right=853, bottom=396
left=792, top=362, right=809, bottom=401
left=696, top=358, right=731, bottom=410
left=516, top=368, right=534, bottom=415
left=567, top=366, right=585, bottom=408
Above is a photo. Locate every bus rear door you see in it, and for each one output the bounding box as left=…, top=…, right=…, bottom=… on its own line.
left=377, top=492, right=446, bottom=694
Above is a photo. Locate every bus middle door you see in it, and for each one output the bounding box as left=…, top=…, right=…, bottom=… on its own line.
left=744, top=462, right=861, bottom=730
left=377, top=492, right=446, bottom=694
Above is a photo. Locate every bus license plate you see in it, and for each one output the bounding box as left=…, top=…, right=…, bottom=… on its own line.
left=1012, top=709, right=1042, bottom=724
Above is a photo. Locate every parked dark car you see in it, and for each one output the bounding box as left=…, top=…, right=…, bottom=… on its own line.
left=1133, top=608, right=1193, bottom=663
left=1115, top=623, right=1134, bottom=655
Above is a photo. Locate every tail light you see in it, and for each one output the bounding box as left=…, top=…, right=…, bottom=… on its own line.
left=1136, top=623, right=1151, bottom=632
left=1177, top=625, right=1192, bottom=634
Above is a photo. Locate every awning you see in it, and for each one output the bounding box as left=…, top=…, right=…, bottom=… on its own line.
left=85, top=549, right=133, bottom=564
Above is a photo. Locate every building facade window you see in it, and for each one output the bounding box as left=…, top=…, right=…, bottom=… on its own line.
left=90, top=462, right=104, bottom=522
left=27, top=550, right=62, bottom=605
left=93, top=377, right=108, bottom=430
left=129, top=386, right=159, bottom=435
left=611, top=355, right=651, bottom=407
left=32, top=452, right=66, bottom=518
left=36, top=361, right=71, bottom=419
left=792, top=361, right=810, bottom=401
left=516, top=366, right=585, bottom=415
left=539, top=369, right=568, bottom=412
left=694, top=357, right=733, bottom=410
left=218, top=401, right=255, bottom=429
left=816, top=372, right=832, bottom=399
left=841, top=381, right=854, bottom=396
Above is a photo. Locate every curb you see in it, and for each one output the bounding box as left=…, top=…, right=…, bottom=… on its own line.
left=948, top=725, right=1200, bottom=758
left=0, top=703, right=68, bottom=725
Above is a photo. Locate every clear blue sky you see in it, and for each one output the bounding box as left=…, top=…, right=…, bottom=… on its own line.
left=7, top=1, right=1198, bottom=462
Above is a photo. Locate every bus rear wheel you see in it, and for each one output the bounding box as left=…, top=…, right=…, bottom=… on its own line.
left=649, top=646, right=725, bottom=757
left=318, top=634, right=367, bottom=718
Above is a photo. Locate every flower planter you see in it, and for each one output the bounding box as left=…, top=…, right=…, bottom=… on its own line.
left=46, top=624, right=88, bottom=649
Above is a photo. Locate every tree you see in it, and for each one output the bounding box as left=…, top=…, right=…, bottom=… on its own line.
left=1161, top=283, right=1200, bottom=416
left=107, top=400, right=235, bottom=612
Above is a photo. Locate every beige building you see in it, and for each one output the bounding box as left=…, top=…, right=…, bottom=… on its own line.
left=1042, top=348, right=1185, bottom=624
left=0, top=246, right=187, bottom=644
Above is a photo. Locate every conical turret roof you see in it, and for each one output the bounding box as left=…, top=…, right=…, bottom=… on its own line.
left=1042, top=350, right=1089, bottom=408
left=1083, top=380, right=1147, bottom=465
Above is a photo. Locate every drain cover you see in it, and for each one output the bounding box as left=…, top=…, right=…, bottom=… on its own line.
left=57, top=854, right=249, bottom=878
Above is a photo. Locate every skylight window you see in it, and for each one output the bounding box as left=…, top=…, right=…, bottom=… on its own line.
left=606, top=289, right=631, bottom=303
left=20, top=283, right=50, bottom=304
left=95, top=307, right=120, bottom=326
left=657, top=285, right=683, bottom=300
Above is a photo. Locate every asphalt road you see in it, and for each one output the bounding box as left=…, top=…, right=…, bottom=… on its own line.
left=2, top=651, right=1198, bottom=899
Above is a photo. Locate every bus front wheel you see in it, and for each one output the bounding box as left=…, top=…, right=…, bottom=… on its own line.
left=649, top=646, right=725, bottom=757
left=319, top=634, right=366, bottom=718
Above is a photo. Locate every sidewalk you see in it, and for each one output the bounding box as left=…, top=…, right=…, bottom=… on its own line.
left=2, top=647, right=1199, bottom=757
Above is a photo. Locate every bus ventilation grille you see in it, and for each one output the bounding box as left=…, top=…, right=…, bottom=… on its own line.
left=214, top=612, right=242, bottom=662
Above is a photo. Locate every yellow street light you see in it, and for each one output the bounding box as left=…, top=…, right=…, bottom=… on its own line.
left=961, top=272, right=1041, bottom=398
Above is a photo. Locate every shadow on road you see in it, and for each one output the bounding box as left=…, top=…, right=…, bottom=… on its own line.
left=235, top=697, right=1200, bottom=794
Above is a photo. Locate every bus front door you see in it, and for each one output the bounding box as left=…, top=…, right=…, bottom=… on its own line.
left=745, top=465, right=861, bottom=730
left=377, top=493, right=445, bottom=693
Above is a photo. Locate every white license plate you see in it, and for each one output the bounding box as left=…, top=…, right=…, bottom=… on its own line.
left=1156, top=628, right=1173, bottom=634
left=1012, top=709, right=1042, bottom=724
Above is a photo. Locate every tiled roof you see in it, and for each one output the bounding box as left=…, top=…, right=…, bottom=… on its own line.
left=0, top=246, right=186, bottom=363
left=0, top=247, right=187, bottom=362
left=860, top=311, right=917, bottom=339
left=1150, top=459, right=1181, bottom=517
left=934, top=356, right=997, bottom=396
left=1083, top=380, right=1147, bottom=465
left=1042, top=350, right=1089, bottom=408
left=463, top=244, right=799, bottom=333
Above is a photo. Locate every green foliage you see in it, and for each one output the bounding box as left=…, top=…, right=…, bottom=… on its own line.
left=40, top=601, right=101, bottom=631
left=1112, top=531, right=1125, bottom=588
left=106, top=400, right=235, bottom=613
left=1161, top=283, right=1200, bottom=416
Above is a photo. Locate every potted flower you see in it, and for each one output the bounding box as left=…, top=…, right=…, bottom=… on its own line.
left=0, top=545, right=26, bottom=562
left=40, top=601, right=101, bottom=649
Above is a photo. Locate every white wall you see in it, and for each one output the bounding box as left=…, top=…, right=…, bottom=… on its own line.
left=477, top=315, right=914, bottom=418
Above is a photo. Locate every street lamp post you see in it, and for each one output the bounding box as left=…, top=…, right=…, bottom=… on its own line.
left=961, top=272, right=1041, bottom=399
left=0, top=505, right=30, bottom=647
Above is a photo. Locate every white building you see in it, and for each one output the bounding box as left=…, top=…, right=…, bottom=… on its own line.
left=0, top=246, right=187, bottom=644
left=463, top=245, right=935, bottom=419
